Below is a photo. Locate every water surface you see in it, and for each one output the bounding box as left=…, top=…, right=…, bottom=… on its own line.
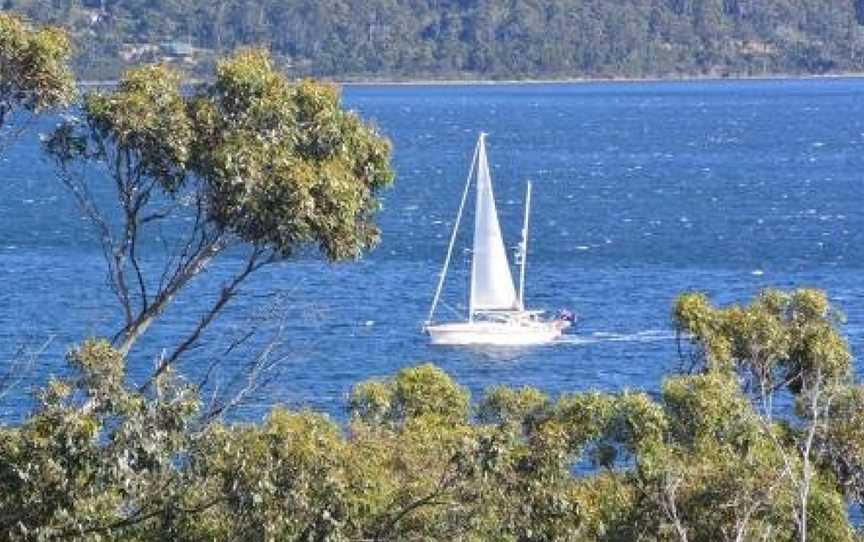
left=2, top=78, right=863, bottom=420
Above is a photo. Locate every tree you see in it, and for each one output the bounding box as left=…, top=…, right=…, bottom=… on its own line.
left=673, top=289, right=851, bottom=419
left=0, top=339, right=201, bottom=540
left=0, top=10, right=73, bottom=406
left=0, top=12, right=73, bottom=153
left=3, top=290, right=864, bottom=539
left=46, top=49, right=394, bottom=390
left=821, top=385, right=864, bottom=505
left=673, top=289, right=856, bottom=542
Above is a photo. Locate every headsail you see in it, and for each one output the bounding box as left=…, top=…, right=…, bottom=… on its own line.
left=470, top=134, right=519, bottom=312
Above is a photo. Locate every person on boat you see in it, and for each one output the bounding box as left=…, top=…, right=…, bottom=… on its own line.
left=555, top=309, right=576, bottom=328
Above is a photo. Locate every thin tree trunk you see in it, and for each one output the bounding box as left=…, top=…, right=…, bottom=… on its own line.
left=140, top=247, right=272, bottom=391
left=116, top=237, right=225, bottom=356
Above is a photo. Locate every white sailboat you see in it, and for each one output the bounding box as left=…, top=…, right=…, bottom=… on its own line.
left=424, top=133, right=574, bottom=346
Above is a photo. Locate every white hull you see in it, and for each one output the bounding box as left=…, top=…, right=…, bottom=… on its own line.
left=425, top=134, right=574, bottom=347
left=426, top=320, right=566, bottom=346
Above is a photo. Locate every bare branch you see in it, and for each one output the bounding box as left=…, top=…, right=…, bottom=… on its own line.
left=0, top=336, right=53, bottom=403
left=139, top=246, right=275, bottom=392
left=118, top=234, right=227, bottom=355
left=54, top=155, right=136, bottom=326
left=200, top=337, right=285, bottom=422
left=374, top=454, right=461, bottom=538
left=660, top=471, right=689, bottom=542
left=196, top=287, right=313, bottom=422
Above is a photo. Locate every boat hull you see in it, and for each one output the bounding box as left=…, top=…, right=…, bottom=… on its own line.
left=426, top=320, right=566, bottom=346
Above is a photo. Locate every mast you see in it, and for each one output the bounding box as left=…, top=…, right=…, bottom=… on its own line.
left=518, top=181, right=531, bottom=310
left=468, top=132, right=486, bottom=322
left=426, top=135, right=482, bottom=324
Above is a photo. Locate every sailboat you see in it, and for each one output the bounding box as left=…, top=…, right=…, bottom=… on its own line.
left=424, top=133, right=574, bottom=346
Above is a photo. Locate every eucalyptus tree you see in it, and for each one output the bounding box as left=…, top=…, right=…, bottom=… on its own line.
left=3, top=296, right=864, bottom=540
left=0, top=339, right=202, bottom=540
left=673, top=289, right=856, bottom=542
left=0, top=12, right=74, bottom=153
left=46, top=49, right=393, bottom=389
left=0, top=11, right=74, bottom=400
left=673, top=288, right=851, bottom=419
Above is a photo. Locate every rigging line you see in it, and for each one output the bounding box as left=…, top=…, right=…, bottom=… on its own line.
left=439, top=300, right=463, bottom=319
left=426, top=135, right=482, bottom=324
left=518, top=180, right=531, bottom=310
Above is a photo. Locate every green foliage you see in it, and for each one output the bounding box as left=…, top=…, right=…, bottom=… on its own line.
left=0, top=356, right=860, bottom=540
left=191, top=49, right=394, bottom=259
left=674, top=288, right=852, bottom=402
left=0, top=11, right=73, bottom=142
left=2, top=297, right=864, bottom=540
left=6, top=0, right=864, bottom=80
left=663, top=372, right=755, bottom=449
left=50, top=51, right=393, bottom=262
left=83, top=64, right=193, bottom=191
left=822, top=385, right=864, bottom=503
left=653, top=373, right=790, bottom=539
left=349, top=363, right=470, bottom=427
left=0, top=339, right=200, bottom=541
left=44, top=48, right=393, bottom=369
left=672, top=289, right=860, bottom=541
left=67, top=338, right=126, bottom=408
left=187, top=408, right=349, bottom=541
left=476, top=385, right=549, bottom=428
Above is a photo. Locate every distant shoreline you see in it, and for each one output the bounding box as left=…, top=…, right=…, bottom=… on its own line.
left=79, top=71, right=864, bottom=88
left=335, top=71, right=864, bottom=86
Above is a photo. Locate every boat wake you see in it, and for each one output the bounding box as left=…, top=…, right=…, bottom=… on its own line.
left=556, top=330, right=675, bottom=345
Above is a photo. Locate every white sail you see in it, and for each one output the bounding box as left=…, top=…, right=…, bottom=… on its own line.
left=425, top=132, right=572, bottom=346
left=470, top=135, right=519, bottom=312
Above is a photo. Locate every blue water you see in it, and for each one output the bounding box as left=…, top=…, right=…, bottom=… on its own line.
left=2, top=78, right=864, bottom=422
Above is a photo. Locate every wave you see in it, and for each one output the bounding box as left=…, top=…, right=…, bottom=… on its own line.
left=556, top=329, right=675, bottom=345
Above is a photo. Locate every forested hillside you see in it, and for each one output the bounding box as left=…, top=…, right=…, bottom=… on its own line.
left=6, top=0, right=864, bottom=81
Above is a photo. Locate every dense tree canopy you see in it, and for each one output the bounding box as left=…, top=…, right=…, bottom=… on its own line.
left=45, top=49, right=393, bottom=379
left=674, top=288, right=852, bottom=414
left=3, top=290, right=864, bottom=540
left=0, top=12, right=73, bottom=149
left=4, top=0, right=864, bottom=80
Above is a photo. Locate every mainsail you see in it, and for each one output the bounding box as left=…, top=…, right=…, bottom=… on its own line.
left=425, top=133, right=572, bottom=345
left=470, top=135, right=520, bottom=312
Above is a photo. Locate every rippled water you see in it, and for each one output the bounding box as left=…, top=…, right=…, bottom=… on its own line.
left=2, top=78, right=864, bottom=421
